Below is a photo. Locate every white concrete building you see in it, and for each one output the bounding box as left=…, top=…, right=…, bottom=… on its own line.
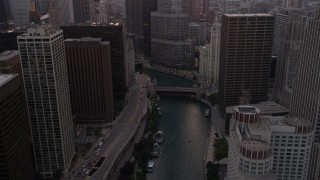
left=227, top=105, right=313, bottom=180
left=99, top=0, right=108, bottom=23
left=17, top=26, right=75, bottom=178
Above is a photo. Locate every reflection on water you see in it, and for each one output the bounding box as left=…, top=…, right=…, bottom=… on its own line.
left=147, top=97, right=210, bottom=180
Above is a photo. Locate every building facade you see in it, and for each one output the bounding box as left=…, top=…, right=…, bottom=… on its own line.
left=274, top=10, right=305, bottom=108
left=17, top=26, right=75, bottom=178
left=224, top=0, right=251, bottom=14
left=288, top=9, right=320, bottom=180
left=198, top=44, right=210, bottom=86
left=151, top=0, right=195, bottom=68
left=48, top=0, right=74, bottom=26
left=73, top=0, right=94, bottom=23
left=209, top=17, right=221, bottom=86
left=218, top=14, right=274, bottom=111
left=65, top=38, right=113, bottom=123
left=227, top=105, right=313, bottom=180
left=60, top=23, right=127, bottom=99
left=0, top=74, right=34, bottom=180
left=8, top=0, right=30, bottom=26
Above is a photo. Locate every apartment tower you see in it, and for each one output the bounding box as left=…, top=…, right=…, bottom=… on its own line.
left=218, top=14, right=274, bottom=111
left=65, top=38, right=113, bottom=123
left=17, top=26, right=74, bottom=178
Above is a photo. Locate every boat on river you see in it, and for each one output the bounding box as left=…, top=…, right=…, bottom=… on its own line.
left=154, top=131, right=164, bottom=143
left=152, top=143, right=160, bottom=157
left=147, top=159, right=155, bottom=172
left=205, top=109, right=210, bottom=117
left=157, top=107, right=162, bottom=116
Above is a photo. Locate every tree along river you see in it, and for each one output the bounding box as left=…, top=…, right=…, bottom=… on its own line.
left=138, top=68, right=210, bottom=180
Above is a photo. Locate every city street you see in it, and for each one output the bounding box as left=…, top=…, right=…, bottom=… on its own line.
left=71, top=74, right=149, bottom=180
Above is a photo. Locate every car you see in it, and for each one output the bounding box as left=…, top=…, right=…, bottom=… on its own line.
left=82, top=164, right=86, bottom=168
left=96, top=152, right=99, bottom=156
left=86, top=170, right=90, bottom=175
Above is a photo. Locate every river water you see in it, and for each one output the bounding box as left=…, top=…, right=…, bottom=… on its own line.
left=139, top=68, right=210, bottom=180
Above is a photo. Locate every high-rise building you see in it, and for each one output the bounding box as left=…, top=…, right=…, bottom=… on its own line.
left=151, top=0, right=195, bottom=68
left=288, top=9, right=320, bottom=180
left=126, top=0, right=157, bottom=56
left=98, top=0, right=108, bottom=23
left=48, top=0, right=74, bottom=26
left=282, top=0, right=304, bottom=9
left=209, top=17, right=221, bottom=86
left=142, top=0, right=157, bottom=57
left=273, top=11, right=289, bottom=55
left=219, top=14, right=274, bottom=111
left=8, top=0, right=31, bottom=26
left=224, top=0, right=251, bottom=14
left=73, top=0, right=94, bottom=23
left=199, top=44, right=210, bottom=86
left=0, top=50, right=21, bottom=73
left=274, top=10, right=305, bottom=108
left=0, top=74, right=34, bottom=180
left=17, top=26, right=75, bottom=178
left=0, top=0, right=8, bottom=29
left=125, top=37, right=135, bottom=85
left=64, top=38, right=114, bottom=123
left=227, top=105, right=313, bottom=180
left=60, top=23, right=127, bottom=99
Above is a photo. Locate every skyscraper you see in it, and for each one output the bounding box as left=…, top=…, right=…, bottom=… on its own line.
left=199, top=44, right=210, bottom=86
left=60, top=23, right=127, bottom=99
left=274, top=10, right=305, bottom=107
left=288, top=9, right=320, bottom=180
left=0, top=74, right=34, bottom=180
left=224, top=0, right=251, bottom=14
left=9, top=0, right=31, bottom=25
left=98, top=0, right=108, bottom=23
left=17, top=26, right=75, bottom=178
left=64, top=38, right=114, bottom=123
left=209, top=17, right=221, bottom=86
left=218, top=14, right=274, bottom=111
left=48, top=0, right=74, bottom=26
left=73, top=0, right=94, bottom=23
left=0, top=50, right=21, bottom=73
left=126, top=0, right=157, bottom=56
left=151, top=0, right=195, bottom=68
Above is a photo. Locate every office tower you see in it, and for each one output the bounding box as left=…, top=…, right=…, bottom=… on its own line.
left=203, top=0, right=209, bottom=15
left=98, top=0, right=108, bottom=23
left=273, top=11, right=289, bottom=55
left=0, top=27, right=26, bottom=53
left=288, top=9, right=320, bottom=180
left=188, top=19, right=206, bottom=46
left=9, top=0, right=30, bottom=26
left=224, top=0, right=251, bottom=14
left=73, top=0, right=94, bottom=23
left=125, top=37, right=135, bottom=85
left=151, top=0, right=194, bottom=68
left=199, top=44, right=210, bottom=86
left=17, top=26, right=74, bottom=178
left=187, top=0, right=203, bottom=19
left=60, top=23, right=126, bottom=99
left=64, top=38, right=113, bottom=123
left=142, top=0, right=157, bottom=57
left=0, top=0, right=8, bottom=29
left=219, top=14, right=274, bottom=111
left=274, top=10, right=305, bottom=107
left=48, top=0, right=74, bottom=26
left=0, top=50, right=21, bottom=73
left=227, top=105, right=313, bottom=180
left=209, top=17, right=221, bottom=86
left=126, top=0, right=157, bottom=56
left=282, top=0, right=303, bottom=9
left=0, top=74, right=34, bottom=180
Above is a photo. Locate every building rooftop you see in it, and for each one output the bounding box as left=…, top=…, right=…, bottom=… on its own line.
left=241, top=139, right=270, bottom=151
left=226, top=101, right=289, bottom=115
left=65, top=37, right=102, bottom=42
left=285, top=117, right=312, bottom=127
left=225, top=13, right=273, bottom=17
left=0, top=74, right=16, bottom=87
left=234, top=105, right=260, bottom=114
left=0, top=50, right=19, bottom=61
left=63, top=21, right=122, bottom=27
